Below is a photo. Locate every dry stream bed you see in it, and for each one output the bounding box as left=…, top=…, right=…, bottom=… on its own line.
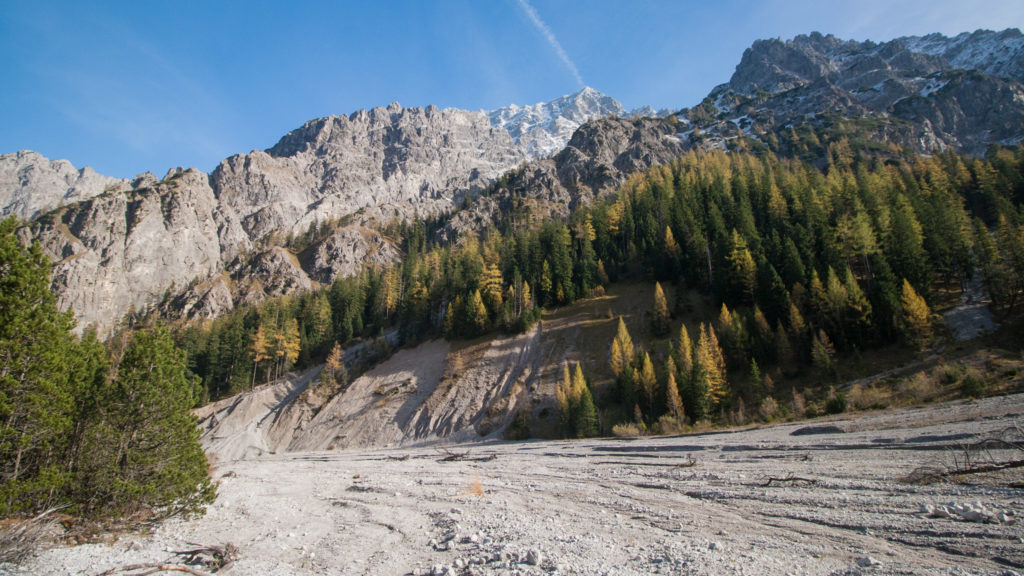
left=10, top=393, right=1024, bottom=576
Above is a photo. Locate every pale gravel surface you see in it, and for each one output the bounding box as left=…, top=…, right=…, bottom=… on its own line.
left=9, top=394, right=1024, bottom=576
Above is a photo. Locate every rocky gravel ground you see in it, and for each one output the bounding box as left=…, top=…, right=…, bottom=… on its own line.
left=9, top=393, right=1024, bottom=576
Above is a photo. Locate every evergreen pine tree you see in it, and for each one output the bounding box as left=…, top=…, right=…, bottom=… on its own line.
left=76, top=325, right=215, bottom=518
left=811, top=329, right=836, bottom=378
left=0, top=217, right=77, bottom=514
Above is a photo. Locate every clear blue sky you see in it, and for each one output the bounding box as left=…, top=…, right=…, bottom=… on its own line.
left=2, top=0, right=1023, bottom=178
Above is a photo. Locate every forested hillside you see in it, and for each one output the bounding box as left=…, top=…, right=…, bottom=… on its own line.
left=176, top=146, right=1024, bottom=433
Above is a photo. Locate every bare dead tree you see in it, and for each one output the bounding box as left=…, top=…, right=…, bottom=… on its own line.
left=903, top=424, right=1024, bottom=485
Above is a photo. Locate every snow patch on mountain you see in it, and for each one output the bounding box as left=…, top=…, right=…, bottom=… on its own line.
left=486, top=87, right=627, bottom=159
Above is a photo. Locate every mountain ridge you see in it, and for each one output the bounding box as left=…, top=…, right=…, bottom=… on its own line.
left=4, top=29, right=1024, bottom=336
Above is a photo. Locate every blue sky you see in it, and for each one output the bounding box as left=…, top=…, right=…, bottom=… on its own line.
left=2, top=1, right=1024, bottom=178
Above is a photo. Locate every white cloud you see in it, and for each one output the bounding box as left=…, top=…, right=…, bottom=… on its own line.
left=515, top=0, right=585, bottom=87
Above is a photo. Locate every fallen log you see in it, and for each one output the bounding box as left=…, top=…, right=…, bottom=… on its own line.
left=95, top=564, right=214, bottom=576
left=759, top=475, right=817, bottom=487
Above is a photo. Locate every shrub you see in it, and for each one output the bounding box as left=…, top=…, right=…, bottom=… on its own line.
left=899, top=372, right=939, bottom=404
left=612, top=422, right=644, bottom=438
left=824, top=388, right=847, bottom=415
left=848, top=383, right=888, bottom=410
left=654, top=415, right=687, bottom=435
left=960, top=373, right=985, bottom=398
left=758, top=396, right=780, bottom=421
left=938, top=363, right=965, bottom=385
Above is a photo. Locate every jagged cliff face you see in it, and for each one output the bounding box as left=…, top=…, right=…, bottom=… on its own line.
left=441, top=116, right=689, bottom=238
left=23, top=168, right=246, bottom=333
left=694, top=29, right=1024, bottom=155
left=212, top=103, right=526, bottom=242
left=0, top=150, right=130, bottom=221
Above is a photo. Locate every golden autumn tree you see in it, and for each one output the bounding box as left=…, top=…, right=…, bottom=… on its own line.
left=322, top=341, right=347, bottom=394
left=556, top=362, right=572, bottom=434
left=900, top=279, right=932, bottom=350
left=638, top=351, right=657, bottom=423
left=650, top=282, right=671, bottom=336
left=571, top=363, right=598, bottom=437
left=250, top=324, right=271, bottom=389
left=609, top=317, right=634, bottom=376
left=274, top=318, right=301, bottom=381
left=676, top=323, right=693, bottom=383
left=663, top=355, right=685, bottom=425
left=696, top=323, right=728, bottom=409
left=481, top=261, right=505, bottom=315
left=556, top=362, right=598, bottom=437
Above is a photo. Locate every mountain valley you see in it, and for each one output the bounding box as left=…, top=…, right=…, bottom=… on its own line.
left=3, top=27, right=1024, bottom=575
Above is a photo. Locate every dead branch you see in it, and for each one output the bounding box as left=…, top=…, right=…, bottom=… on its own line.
left=904, top=424, right=1024, bottom=485
left=632, top=482, right=673, bottom=491
left=759, top=475, right=817, bottom=487
left=903, top=459, right=1024, bottom=484
left=95, top=564, right=215, bottom=576
left=385, top=454, right=410, bottom=461
left=593, top=456, right=698, bottom=467
left=437, top=448, right=470, bottom=461
left=0, top=505, right=68, bottom=564
left=173, top=542, right=238, bottom=570
left=677, top=454, right=698, bottom=468
left=436, top=448, right=497, bottom=463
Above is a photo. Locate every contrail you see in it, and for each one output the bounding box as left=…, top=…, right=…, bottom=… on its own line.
left=515, top=0, right=585, bottom=87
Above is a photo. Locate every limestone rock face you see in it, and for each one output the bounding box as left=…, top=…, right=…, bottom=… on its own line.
left=211, top=104, right=526, bottom=242
left=694, top=29, right=1024, bottom=156
left=299, top=226, right=399, bottom=285
left=443, top=117, right=688, bottom=238
left=2, top=91, right=628, bottom=335
left=26, top=168, right=231, bottom=334
left=0, top=150, right=129, bottom=220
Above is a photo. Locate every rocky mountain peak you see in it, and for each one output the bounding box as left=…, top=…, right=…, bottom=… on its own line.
left=487, top=87, right=627, bottom=159
left=695, top=28, right=1024, bottom=157
left=729, top=28, right=1024, bottom=98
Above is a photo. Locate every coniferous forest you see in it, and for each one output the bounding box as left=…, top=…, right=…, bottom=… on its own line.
left=177, top=146, right=1024, bottom=428
left=3, top=144, right=1024, bottom=519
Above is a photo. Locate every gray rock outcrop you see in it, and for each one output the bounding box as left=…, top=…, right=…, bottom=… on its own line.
left=25, top=168, right=244, bottom=333
left=693, top=29, right=1024, bottom=155
left=299, top=226, right=399, bottom=285
left=0, top=150, right=129, bottom=220
left=211, top=103, right=526, bottom=242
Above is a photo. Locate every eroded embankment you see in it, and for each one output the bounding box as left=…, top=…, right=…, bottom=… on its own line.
left=197, top=326, right=545, bottom=461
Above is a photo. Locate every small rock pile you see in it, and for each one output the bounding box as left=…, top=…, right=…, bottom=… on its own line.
left=921, top=501, right=1016, bottom=524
